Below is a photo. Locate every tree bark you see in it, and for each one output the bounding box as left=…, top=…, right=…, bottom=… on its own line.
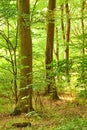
left=61, top=1, right=70, bottom=82
left=17, top=0, right=33, bottom=113
left=45, top=0, right=58, bottom=99
left=81, top=0, right=86, bottom=79
left=81, top=0, right=86, bottom=55
left=45, top=0, right=56, bottom=94
left=65, top=1, right=70, bottom=82
left=61, top=4, right=65, bottom=43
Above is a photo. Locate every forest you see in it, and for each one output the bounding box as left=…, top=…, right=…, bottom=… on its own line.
left=0, top=0, right=87, bottom=129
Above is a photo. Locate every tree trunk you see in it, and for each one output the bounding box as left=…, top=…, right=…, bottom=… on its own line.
left=45, top=0, right=58, bottom=99
left=81, top=0, right=86, bottom=79
left=54, top=27, right=59, bottom=61
left=61, top=2, right=70, bottom=82
left=61, top=4, right=65, bottom=43
left=65, top=1, right=70, bottom=82
left=17, top=0, right=33, bottom=113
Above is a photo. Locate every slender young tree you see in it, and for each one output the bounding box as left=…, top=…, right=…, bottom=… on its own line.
left=16, top=0, right=33, bottom=113
left=65, top=1, right=71, bottom=82
left=81, top=0, right=86, bottom=79
left=0, top=0, right=18, bottom=103
left=81, top=0, right=86, bottom=55
left=61, top=4, right=65, bottom=44
left=60, top=1, right=70, bottom=82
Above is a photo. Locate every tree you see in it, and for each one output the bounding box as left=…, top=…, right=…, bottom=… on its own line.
left=60, top=1, right=71, bottom=82
left=81, top=0, right=86, bottom=77
left=0, top=0, right=18, bottom=103
left=45, top=0, right=58, bottom=99
left=16, top=0, right=33, bottom=113
left=65, top=1, right=71, bottom=82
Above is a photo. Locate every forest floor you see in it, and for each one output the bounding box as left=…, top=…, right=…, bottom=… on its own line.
left=0, top=93, right=87, bottom=130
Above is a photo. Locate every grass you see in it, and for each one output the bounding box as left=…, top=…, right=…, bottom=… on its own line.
left=52, top=118, right=87, bottom=130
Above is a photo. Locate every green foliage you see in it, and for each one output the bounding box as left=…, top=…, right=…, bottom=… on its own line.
left=52, top=118, right=87, bottom=130
left=56, top=59, right=73, bottom=74
left=0, top=0, right=87, bottom=118
left=78, top=90, right=87, bottom=99
left=0, top=0, right=17, bottom=19
left=33, top=69, right=46, bottom=91
left=58, top=0, right=67, bottom=6
left=0, top=2, right=87, bottom=130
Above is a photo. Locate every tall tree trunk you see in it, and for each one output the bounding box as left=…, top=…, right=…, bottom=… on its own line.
left=17, top=0, right=33, bottom=113
left=65, top=1, right=70, bottom=82
left=61, top=4, right=65, bottom=44
left=45, top=0, right=58, bottom=99
left=81, top=0, right=86, bottom=79
left=81, top=0, right=86, bottom=55
left=45, top=0, right=56, bottom=94
left=61, top=2, right=70, bottom=82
